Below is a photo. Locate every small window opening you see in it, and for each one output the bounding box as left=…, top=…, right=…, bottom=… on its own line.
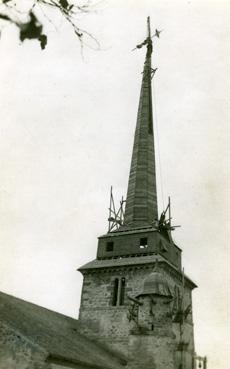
left=106, top=241, right=114, bottom=252
left=112, top=278, right=119, bottom=306
left=151, top=324, right=154, bottom=331
left=140, top=237, right=148, bottom=249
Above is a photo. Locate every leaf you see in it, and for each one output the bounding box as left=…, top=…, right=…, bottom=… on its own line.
left=11, top=11, right=47, bottom=50
left=39, top=34, right=47, bottom=50
left=19, top=11, right=43, bottom=42
left=59, top=0, right=69, bottom=9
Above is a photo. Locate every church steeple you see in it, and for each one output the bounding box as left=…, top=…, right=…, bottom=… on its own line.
left=79, top=20, right=198, bottom=369
left=123, top=17, right=158, bottom=230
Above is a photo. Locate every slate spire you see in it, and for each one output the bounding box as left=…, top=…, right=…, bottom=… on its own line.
left=124, top=17, right=158, bottom=229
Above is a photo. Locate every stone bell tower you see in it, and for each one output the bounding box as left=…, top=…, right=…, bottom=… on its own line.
left=78, top=17, right=197, bottom=369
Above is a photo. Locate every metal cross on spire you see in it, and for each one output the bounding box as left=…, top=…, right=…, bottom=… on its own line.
left=132, top=16, right=162, bottom=58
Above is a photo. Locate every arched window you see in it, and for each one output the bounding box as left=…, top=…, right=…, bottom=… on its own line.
left=112, top=278, right=119, bottom=306
left=111, top=277, right=126, bottom=306
left=120, top=277, right=126, bottom=306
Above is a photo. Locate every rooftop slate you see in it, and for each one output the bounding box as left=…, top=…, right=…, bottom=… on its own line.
left=78, top=255, right=197, bottom=288
left=0, top=291, right=127, bottom=369
left=79, top=254, right=165, bottom=270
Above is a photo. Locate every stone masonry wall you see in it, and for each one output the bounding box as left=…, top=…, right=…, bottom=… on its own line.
left=128, top=335, right=175, bottom=369
left=79, top=262, right=195, bottom=368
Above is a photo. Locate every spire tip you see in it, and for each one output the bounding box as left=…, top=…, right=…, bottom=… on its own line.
left=147, top=16, right=151, bottom=39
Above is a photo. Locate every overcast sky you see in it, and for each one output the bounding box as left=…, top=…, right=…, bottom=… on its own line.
left=0, top=1, right=230, bottom=368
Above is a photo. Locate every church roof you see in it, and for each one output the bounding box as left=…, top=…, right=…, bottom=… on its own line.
left=0, top=291, right=127, bottom=369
